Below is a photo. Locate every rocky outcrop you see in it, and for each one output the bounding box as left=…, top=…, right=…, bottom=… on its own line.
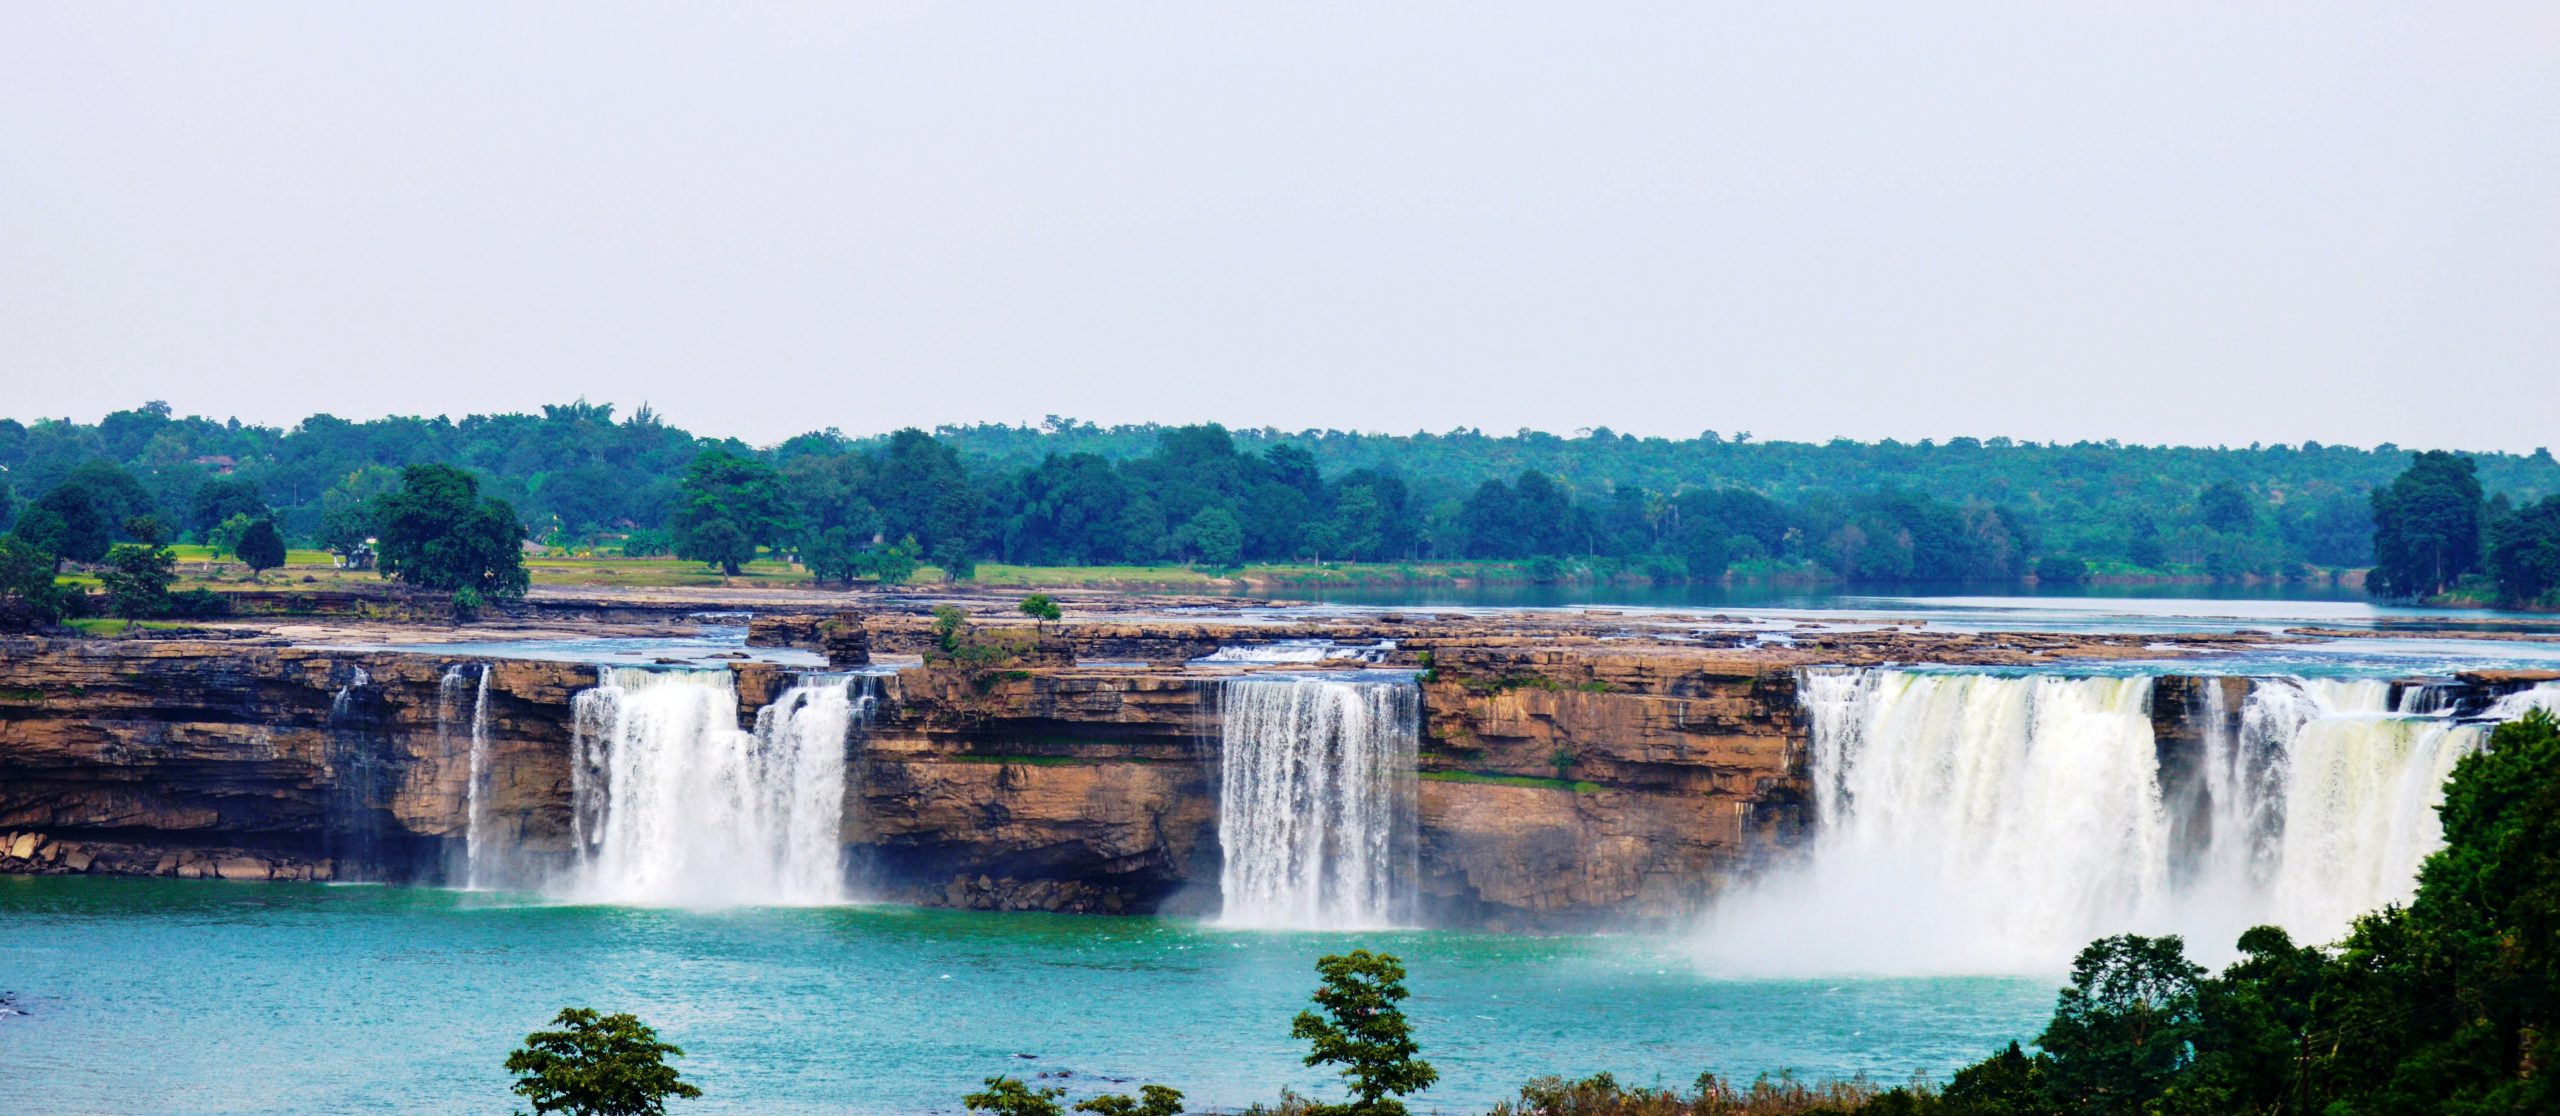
left=0, top=638, right=585, bottom=883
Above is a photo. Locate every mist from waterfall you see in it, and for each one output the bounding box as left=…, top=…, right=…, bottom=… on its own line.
left=566, top=667, right=873, bottom=906
left=1215, top=674, right=1420, bottom=930
left=1698, top=668, right=2515, bottom=976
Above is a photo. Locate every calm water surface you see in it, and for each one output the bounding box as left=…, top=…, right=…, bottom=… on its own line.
left=0, top=878, right=2048, bottom=1114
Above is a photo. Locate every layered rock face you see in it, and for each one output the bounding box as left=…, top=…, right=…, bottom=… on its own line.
left=9, top=634, right=2530, bottom=931
left=0, top=637, right=1814, bottom=929
left=0, top=639, right=582, bottom=883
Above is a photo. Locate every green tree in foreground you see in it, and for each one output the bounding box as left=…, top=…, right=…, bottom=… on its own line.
left=504, top=1007, right=701, bottom=1116
left=236, top=518, right=287, bottom=579
left=965, top=1076, right=1064, bottom=1116
left=1074, top=1084, right=1184, bottom=1116
left=1292, top=950, right=1438, bottom=1116
left=370, top=463, right=528, bottom=597
left=2033, top=934, right=2203, bottom=1114
left=1019, top=593, right=1062, bottom=630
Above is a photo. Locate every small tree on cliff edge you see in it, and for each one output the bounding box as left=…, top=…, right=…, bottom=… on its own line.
left=1019, top=593, right=1062, bottom=631
left=505, top=1007, right=701, bottom=1116
left=1292, top=950, right=1438, bottom=1116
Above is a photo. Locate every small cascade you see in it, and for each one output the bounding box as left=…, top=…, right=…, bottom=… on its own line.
left=323, top=666, right=388, bottom=880
left=1705, top=668, right=2523, bottom=975
left=436, top=664, right=499, bottom=887
left=464, top=665, right=493, bottom=888
left=1214, top=674, right=1420, bottom=930
left=567, top=668, right=875, bottom=906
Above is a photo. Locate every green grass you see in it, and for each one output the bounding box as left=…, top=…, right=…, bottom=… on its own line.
left=1421, top=770, right=1605, bottom=794
left=62, top=618, right=191, bottom=636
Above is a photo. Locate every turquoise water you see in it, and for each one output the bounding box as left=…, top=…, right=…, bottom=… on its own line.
left=0, top=878, right=2049, bottom=1114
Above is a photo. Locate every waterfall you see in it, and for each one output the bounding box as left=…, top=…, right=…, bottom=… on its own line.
left=1214, top=674, right=1420, bottom=930
left=324, top=667, right=386, bottom=880
left=567, top=667, right=874, bottom=906
left=435, top=664, right=497, bottom=887
left=1702, top=668, right=2517, bottom=975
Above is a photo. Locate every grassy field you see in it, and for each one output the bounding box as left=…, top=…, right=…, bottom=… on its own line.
left=138, top=546, right=1618, bottom=596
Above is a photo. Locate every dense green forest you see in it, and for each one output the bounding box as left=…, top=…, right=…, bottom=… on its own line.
left=2, top=401, right=2557, bottom=596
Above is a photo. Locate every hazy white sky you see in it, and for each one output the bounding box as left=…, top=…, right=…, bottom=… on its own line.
left=3, top=4, right=2553, bottom=450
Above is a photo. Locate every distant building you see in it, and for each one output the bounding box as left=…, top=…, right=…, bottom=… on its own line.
left=192, top=455, right=238, bottom=475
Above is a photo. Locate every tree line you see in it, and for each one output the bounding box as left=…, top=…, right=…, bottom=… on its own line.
left=3, top=400, right=2557, bottom=590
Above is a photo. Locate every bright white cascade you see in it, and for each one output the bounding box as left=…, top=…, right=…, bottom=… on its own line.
left=566, top=668, right=873, bottom=906
left=1699, top=669, right=2519, bottom=975
left=1216, top=675, right=1420, bottom=930
left=437, top=664, right=496, bottom=888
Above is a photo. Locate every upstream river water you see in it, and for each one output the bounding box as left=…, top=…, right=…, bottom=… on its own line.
left=0, top=878, right=2046, bottom=1115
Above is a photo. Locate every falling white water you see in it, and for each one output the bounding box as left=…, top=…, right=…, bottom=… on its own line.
left=1216, top=675, right=1420, bottom=930
left=1701, top=668, right=2522, bottom=976
left=567, top=668, right=872, bottom=906
left=436, top=664, right=498, bottom=887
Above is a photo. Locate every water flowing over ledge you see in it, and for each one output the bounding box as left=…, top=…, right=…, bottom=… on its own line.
left=1696, top=669, right=2555, bottom=975
left=1215, top=674, right=1420, bottom=930
left=559, top=667, right=876, bottom=907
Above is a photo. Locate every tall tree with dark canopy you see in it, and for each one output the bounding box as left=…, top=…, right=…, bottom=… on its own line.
left=2369, top=450, right=2484, bottom=599
left=1291, top=950, right=1438, bottom=1116
left=369, top=464, right=528, bottom=596
left=2487, top=496, right=2560, bottom=607
left=670, top=447, right=790, bottom=576
left=236, top=518, right=287, bottom=579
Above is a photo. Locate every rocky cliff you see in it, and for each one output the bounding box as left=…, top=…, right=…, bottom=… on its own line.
left=4, top=634, right=2539, bottom=932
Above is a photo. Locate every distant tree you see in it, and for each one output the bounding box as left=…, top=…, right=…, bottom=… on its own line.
left=64, top=460, right=157, bottom=541
left=100, top=536, right=177, bottom=619
left=964, top=1077, right=1063, bottom=1116
left=2036, top=934, right=2205, bottom=1114
left=0, top=534, right=75, bottom=625
left=670, top=448, right=790, bottom=576
left=237, top=518, right=287, bottom=579
left=318, top=504, right=375, bottom=567
left=207, top=512, right=255, bottom=557
left=189, top=477, right=267, bottom=537
left=504, top=1007, right=701, bottom=1116
left=1175, top=507, right=1243, bottom=570
left=2370, top=451, right=2484, bottom=599
left=1019, top=592, right=1062, bottom=629
left=864, top=535, right=922, bottom=586
left=8, top=506, right=71, bottom=570
left=2197, top=481, right=2255, bottom=533
left=2125, top=511, right=2167, bottom=569
left=33, top=482, right=109, bottom=563
left=1291, top=950, right=1438, bottom=1116
left=1074, top=1085, right=1184, bottom=1116
left=801, top=526, right=866, bottom=587
left=370, top=464, right=529, bottom=596
left=2487, top=496, right=2560, bottom=607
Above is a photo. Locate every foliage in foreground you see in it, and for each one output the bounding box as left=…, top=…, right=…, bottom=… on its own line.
left=1293, top=949, right=1440, bottom=1116
left=505, top=1007, right=701, bottom=1116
